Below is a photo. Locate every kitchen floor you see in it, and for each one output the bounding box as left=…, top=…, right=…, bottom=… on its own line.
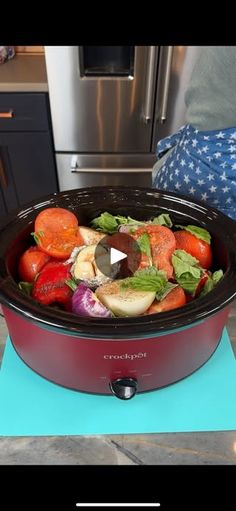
left=0, top=305, right=236, bottom=465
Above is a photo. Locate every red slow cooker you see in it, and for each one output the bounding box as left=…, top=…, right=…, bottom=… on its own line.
left=0, top=187, right=236, bottom=399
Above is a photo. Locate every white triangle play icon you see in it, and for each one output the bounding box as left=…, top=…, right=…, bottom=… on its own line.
left=110, top=247, right=127, bottom=265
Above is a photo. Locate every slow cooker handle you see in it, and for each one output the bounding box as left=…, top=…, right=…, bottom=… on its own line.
left=109, top=377, right=138, bottom=400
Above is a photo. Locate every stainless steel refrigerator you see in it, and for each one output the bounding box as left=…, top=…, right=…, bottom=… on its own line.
left=45, top=46, right=201, bottom=190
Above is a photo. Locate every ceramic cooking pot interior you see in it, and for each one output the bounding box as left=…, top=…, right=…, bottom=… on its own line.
left=0, top=186, right=236, bottom=338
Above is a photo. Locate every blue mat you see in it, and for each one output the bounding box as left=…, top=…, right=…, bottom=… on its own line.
left=0, top=330, right=236, bottom=436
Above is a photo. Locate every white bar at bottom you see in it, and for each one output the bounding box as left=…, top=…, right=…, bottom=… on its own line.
left=76, top=504, right=161, bottom=508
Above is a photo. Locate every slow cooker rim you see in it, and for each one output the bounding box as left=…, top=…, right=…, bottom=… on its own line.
left=0, top=271, right=236, bottom=338
left=1, top=185, right=235, bottom=231
left=0, top=186, right=236, bottom=337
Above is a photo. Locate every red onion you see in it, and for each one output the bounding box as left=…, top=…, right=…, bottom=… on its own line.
left=72, top=283, right=112, bottom=318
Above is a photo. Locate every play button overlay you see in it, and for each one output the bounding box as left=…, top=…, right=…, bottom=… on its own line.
left=95, top=232, right=141, bottom=278
left=110, top=247, right=127, bottom=265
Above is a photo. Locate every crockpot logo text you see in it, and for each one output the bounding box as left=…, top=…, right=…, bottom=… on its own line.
left=104, top=352, right=147, bottom=361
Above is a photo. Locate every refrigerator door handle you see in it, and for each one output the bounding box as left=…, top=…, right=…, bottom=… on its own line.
left=71, top=167, right=151, bottom=174
left=159, top=46, right=173, bottom=124
left=70, top=155, right=152, bottom=173
left=70, top=155, right=79, bottom=171
left=143, top=46, right=158, bottom=124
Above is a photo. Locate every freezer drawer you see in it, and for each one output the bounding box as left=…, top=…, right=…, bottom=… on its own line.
left=56, top=154, right=154, bottom=190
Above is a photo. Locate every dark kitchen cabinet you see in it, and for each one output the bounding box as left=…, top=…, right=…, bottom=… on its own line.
left=0, top=187, right=6, bottom=216
left=0, top=93, right=58, bottom=221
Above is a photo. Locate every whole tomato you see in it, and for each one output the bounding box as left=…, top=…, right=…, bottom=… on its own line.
left=18, top=247, right=50, bottom=282
left=174, top=230, right=212, bottom=269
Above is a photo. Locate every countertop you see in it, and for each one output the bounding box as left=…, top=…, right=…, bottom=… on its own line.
left=0, top=55, right=48, bottom=92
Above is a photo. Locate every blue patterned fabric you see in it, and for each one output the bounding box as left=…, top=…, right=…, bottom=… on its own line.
left=153, top=124, right=236, bottom=220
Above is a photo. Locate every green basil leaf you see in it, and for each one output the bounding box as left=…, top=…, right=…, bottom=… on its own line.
left=200, top=270, right=224, bottom=297
left=200, top=278, right=214, bottom=297
left=156, top=282, right=179, bottom=301
left=125, top=216, right=145, bottom=225
left=134, top=266, right=167, bottom=278
left=90, top=212, right=146, bottom=233
left=30, top=231, right=44, bottom=245
left=172, top=249, right=202, bottom=295
left=212, top=269, right=224, bottom=284
left=18, top=281, right=33, bottom=296
left=175, top=225, right=211, bottom=244
left=91, top=211, right=173, bottom=234
left=152, top=214, right=173, bottom=227
left=65, top=279, right=78, bottom=292
left=115, top=215, right=129, bottom=225
left=90, top=212, right=119, bottom=234
left=172, top=250, right=201, bottom=277
left=136, top=233, right=152, bottom=259
left=121, top=267, right=167, bottom=292
left=176, top=273, right=201, bottom=294
left=121, top=276, right=166, bottom=292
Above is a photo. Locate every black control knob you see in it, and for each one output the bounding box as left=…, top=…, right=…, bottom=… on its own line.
left=109, top=377, right=138, bottom=400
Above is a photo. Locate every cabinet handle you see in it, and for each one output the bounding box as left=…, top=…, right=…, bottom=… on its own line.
left=0, top=110, right=13, bottom=118
left=0, top=153, right=8, bottom=188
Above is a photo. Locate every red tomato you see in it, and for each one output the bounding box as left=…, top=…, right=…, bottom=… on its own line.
left=184, top=272, right=209, bottom=302
left=146, top=286, right=186, bottom=314
left=34, top=207, right=84, bottom=259
left=133, top=225, right=176, bottom=279
left=174, top=230, right=212, bottom=269
left=35, top=207, right=78, bottom=236
left=195, top=272, right=209, bottom=297
left=35, top=231, right=84, bottom=260
left=18, top=247, right=50, bottom=282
